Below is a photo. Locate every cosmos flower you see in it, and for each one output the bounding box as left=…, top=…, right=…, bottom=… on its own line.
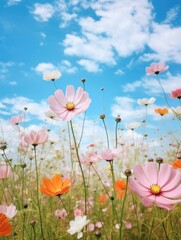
left=100, top=149, right=120, bottom=162
left=0, top=205, right=17, bottom=219
left=114, top=180, right=128, bottom=198
left=0, top=213, right=12, bottom=236
left=169, top=106, right=181, bottom=117
left=54, top=209, right=68, bottom=220
left=0, top=165, right=11, bottom=179
left=170, top=88, right=181, bottom=99
left=97, top=194, right=109, bottom=204
left=81, top=151, right=100, bottom=166
left=129, top=162, right=181, bottom=210
left=137, top=97, right=156, bottom=106
left=146, top=62, right=169, bottom=76
left=40, top=174, right=71, bottom=197
left=67, top=215, right=90, bottom=239
left=155, top=107, right=169, bottom=116
left=126, top=122, right=140, bottom=130
left=24, top=129, right=48, bottom=146
left=44, top=110, right=58, bottom=120
left=48, top=85, right=91, bottom=121
left=172, top=160, right=181, bottom=169
left=43, top=70, right=61, bottom=81
left=9, top=115, right=23, bottom=125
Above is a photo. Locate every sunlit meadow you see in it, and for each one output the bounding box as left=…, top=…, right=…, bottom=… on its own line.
left=0, top=62, right=181, bottom=240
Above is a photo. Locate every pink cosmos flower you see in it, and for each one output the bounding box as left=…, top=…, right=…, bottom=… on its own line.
left=0, top=205, right=17, bottom=219
left=74, top=208, right=83, bottom=217
left=24, top=129, right=48, bottom=146
left=0, top=165, right=11, bottom=179
left=48, top=85, right=91, bottom=121
left=81, top=151, right=100, bottom=166
left=129, top=162, right=181, bottom=210
left=9, top=115, right=23, bottom=125
left=54, top=209, right=68, bottom=220
left=170, top=88, right=181, bottom=99
left=101, top=149, right=121, bottom=162
left=146, top=63, right=169, bottom=76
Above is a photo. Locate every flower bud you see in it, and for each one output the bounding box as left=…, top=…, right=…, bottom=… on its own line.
left=156, top=157, right=163, bottom=164
left=124, top=169, right=132, bottom=177
left=100, top=114, right=105, bottom=119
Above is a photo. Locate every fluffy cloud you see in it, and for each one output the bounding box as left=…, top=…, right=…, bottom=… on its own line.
left=142, top=23, right=181, bottom=63
left=33, top=63, right=56, bottom=74
left=7, top=0, right=21, bottom=6
left=77, top=59, right=101, bottom=72
left=31, top=3, right=55, bottom=22
left=123, top=72, right=181, bottom=95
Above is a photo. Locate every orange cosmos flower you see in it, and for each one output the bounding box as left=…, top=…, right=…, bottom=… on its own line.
left=155, top=107, right=169, bottom=116
left=40, top=174, right=71, bottom=197
left=114, top=180, right=128, bottom=198
left=172, top=160, right=181, bottom=169
left=97, top=194, right=109, bottom=204
left=0, top=213, right=12, bottom=236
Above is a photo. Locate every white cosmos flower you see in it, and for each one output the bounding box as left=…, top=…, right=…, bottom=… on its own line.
left=126, top=122, right=140, bottom=130
left=0, top=204, right=17, bottom=219
left=137, top=97, right=156, bottom=106
left=44, top=110, right=58, bottom=120
left=43, top=70, right=61, bottom=81
left=67, top=215, right=90, bottom=239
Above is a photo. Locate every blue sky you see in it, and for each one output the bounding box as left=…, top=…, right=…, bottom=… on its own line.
left=0, top=0, right=181, bottom=152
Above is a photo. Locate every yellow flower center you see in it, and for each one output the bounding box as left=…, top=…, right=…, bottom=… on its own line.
left=150, top=184, right=161, bottom=195
left=66, top=102, right=75, bottom=110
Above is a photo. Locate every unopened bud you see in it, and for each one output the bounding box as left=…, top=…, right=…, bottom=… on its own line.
left=156, top=157, right=163, bottom=164
left=124, top=169, right=132, bottom=177
left=100, top=114, right=105, bottom=119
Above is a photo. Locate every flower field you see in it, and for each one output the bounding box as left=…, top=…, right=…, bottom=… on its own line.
left=0, top=63, right=181, bottom=240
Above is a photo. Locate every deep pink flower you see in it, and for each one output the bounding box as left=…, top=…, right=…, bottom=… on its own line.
left=146, top=63, right=169, bottom=76
left=48, top=85, right=91, bottom=121
left=24, top=129, right=48, bottom=146
left=170, top=88, right=181, bottom=99
left=129, top=162, right=181, bottom=210
left=9, top=115, right=23, bottom=125
left=0, top=165, right=11, bottom=179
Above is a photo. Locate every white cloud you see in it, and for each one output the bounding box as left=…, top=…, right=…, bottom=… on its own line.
left=31, top=3, right=55, bottom=22
left=60, top=60, right=78, bottom=74
left=77, top=59, right=101, bottom=72
left=7, top=0, right=21, bottom=6
left=33, top=63, right=56, bottom=74
left=143, top=23, right=181, bottom=63
left=59, top=12, right=77, bottom=28
left=9, top=81, right=17, bottom=86
left=123, top=72, right=181, bottom=95
left=162, top=6, right=180, bottom=24
left=115, top=69, right=124, bottom=76
left=0, top=62, right=14, bottom=74
left=63, top=0, right=153, bottom=69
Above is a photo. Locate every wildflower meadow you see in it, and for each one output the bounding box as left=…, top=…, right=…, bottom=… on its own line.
left=0, top=62, right=181, bottom=240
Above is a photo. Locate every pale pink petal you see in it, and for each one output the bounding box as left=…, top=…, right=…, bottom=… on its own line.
left=158, top=164, right=173, bottom=187
left=133, top=164, right=151, bottom=188
left=143, top=162, right=158, bottom=184
left=155, top=195, right=181, bottom=205
left=141, top=196, right=155, bottom=207
left=161, top=184, right=181, bottom=198
left=66, top=86, right=75, bottom=102
left=155, top=202, right=173, bottom=210
left=161, top=171, right=181, bottom=191
left=54, top=89, right=67, bottom=107
left=74, top=87, right=84, bottom=105
left=129, top=178, right=151, bottom=197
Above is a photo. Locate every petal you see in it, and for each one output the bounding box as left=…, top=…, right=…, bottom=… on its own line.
left=141, top=196, right=155, bottom=207
left=52, top=175, right=63, bottom=190
left=158, top=163, right=173, bottom=187
left=161, top=170, right=181, bottom=191
left=77, top=231, right=83, bottom=239
left=129, top=178, right=151, bottom=197
left=155, top=195, right=181, bottom=205
left=133, top=164, right=151, bottom=188
left=66, top=86, right=75, bottom=102
left=74, top=87, right=84, bottom=105
left=161, top=184, right=181, bottom=198
left=143, top=162, right=158, bottom=184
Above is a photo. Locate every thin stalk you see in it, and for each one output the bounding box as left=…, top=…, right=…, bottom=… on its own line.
left=58, top=195, right=68, bottom=213
left=115, top=121, right=118, bottom=148
left=67, top=122, right=74, bottom=175
left=102, top=118, right=109, bottom=149
left=69, top=120, right=87, bottom=214
left=119, top=176, right=129, bottom=240
left=52, top=80, right=57, bottom=90
left=78, top=111, right=87, bottom=148
left=33, top=146, right=45, bottom=240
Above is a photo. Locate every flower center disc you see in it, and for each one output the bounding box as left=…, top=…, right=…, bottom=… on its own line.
left=150, top=184, right=161, bottom=195
left=66, top=102, right=75, bottom=110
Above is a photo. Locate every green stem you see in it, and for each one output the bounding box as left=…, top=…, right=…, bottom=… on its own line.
left=33, top=146, right=45, bottom=240
left=69, top=120, right=87, bottom=214
left=78, top=111, right=87, bottom=148
left=102, top=118, right=109, bottom=149
left=119, top=176, right=129, bottom=240
left=115, top=121, right=118, bottom=148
